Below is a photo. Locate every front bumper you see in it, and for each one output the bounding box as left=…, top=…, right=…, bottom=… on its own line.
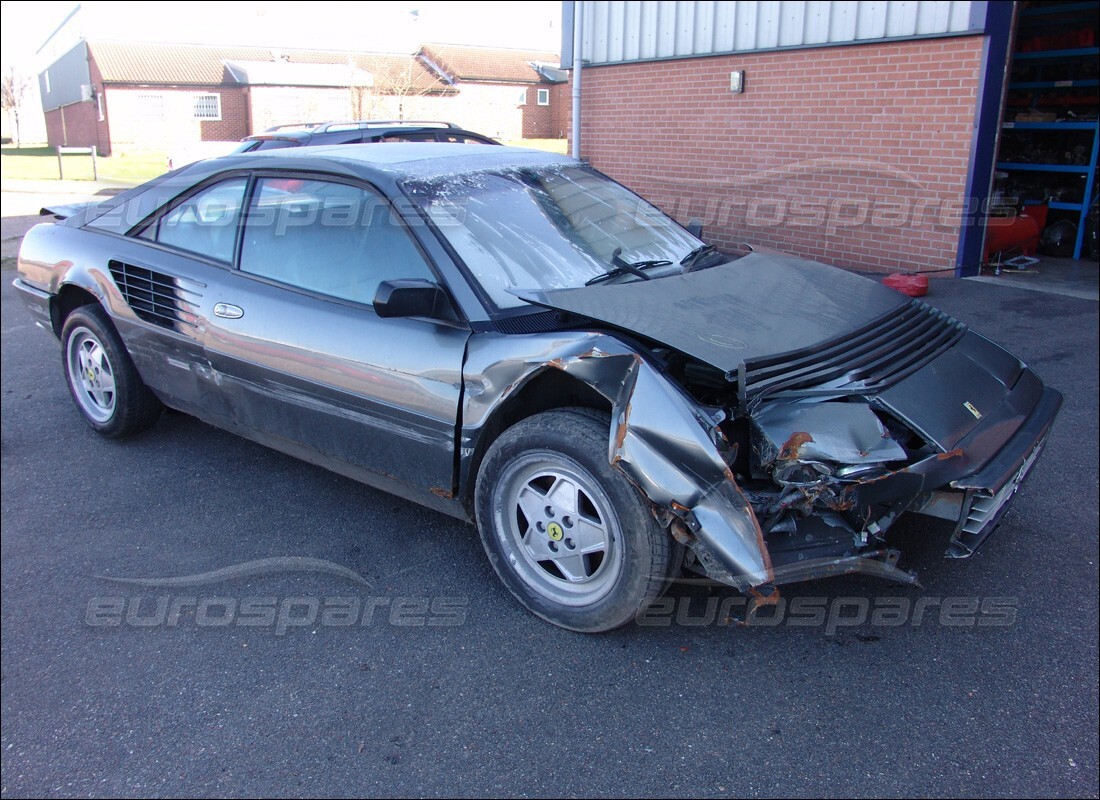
left=946, top=386, right=1062, bottom=557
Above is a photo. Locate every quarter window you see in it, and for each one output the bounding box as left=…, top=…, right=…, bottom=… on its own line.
left=239, top=177, right=434, bottom=305
left=140, top=178, right=247, bottom=264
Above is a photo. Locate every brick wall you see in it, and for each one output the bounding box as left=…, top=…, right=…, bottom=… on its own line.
left=199, top=87, right=249, bottom=141
left=518, top=84, right=569, bottom=139
left=574, top=36, right=986, bottom=274
left=249, top=86, right=351, bottom=134
left=88, top=57, right=112, bottom=155
left=521, top=86, right=551, bottom=138
left=100, top=85, right=248, bottom=151
left=43, top=102, right=99, bottom=151
left=444, top=82, right=526, bottom=140
left=550, top=82, right=571, bottom=141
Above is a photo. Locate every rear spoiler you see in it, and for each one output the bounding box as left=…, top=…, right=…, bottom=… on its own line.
left=39, top=201, right=102, bottom=220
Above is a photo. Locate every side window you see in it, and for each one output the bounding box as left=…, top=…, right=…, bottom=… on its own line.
left=140, top=178, right=247, bottom=264
left=439, top=134, right=492, bottom=144
left=381, top=132, right=436, bottom=143
left=239, top=177, right=435, bottom=305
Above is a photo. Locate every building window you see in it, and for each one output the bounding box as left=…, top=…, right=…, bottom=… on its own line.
left=516, top=88, right=527, bottom=106
left=193, top=93, right=222, bottom=120
left=137, top=93, right=166, bottom=123
left=44, top=70, right=51, bottom=93
left=537, top=88, right=550, bottom=106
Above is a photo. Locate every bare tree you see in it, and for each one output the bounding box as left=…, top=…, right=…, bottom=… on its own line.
left=349, top=54, right=443, bottom=121
left=2, top=67, right=32, bottom=146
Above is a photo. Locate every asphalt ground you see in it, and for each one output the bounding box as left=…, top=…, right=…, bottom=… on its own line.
left=1, top=259, right=1097, bottom=798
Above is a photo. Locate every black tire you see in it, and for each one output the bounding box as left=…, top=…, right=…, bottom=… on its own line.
left=61, top=304, right=162, bottom=438
left=475, top=408, right=674, bottom=632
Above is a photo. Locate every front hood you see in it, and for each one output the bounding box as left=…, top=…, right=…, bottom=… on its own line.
left=518, top=249, right=1031, bottom=454
left=517, top=251, right=909, bottom=373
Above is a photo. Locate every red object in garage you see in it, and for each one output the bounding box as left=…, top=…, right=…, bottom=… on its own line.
left=984, top=204, right=1048, bottom=261
left=883, top=273, right=930, bottom=297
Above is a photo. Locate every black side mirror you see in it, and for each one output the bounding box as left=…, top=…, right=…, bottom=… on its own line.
left=373, top=279, right=458, bottom=321
left=686, top=218, right=704, bottom=238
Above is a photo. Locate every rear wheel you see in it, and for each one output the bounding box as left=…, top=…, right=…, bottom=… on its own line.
left=475, top=408, right=673, bottom=632
left=61, top=304, right=162, bottom=437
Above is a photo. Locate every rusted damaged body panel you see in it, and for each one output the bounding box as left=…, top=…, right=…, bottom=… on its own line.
left=461, top=332, right=775, bottom=589
left=458, top=308, right=1063, bottom=590
left=516, top=260, right=1063, bottom=586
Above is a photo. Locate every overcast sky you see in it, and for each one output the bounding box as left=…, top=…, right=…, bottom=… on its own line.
left=0, top=0, right=564, bottom=72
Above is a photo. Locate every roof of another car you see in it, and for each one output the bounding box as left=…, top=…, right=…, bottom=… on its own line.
left=238, top=142, right=576, bottom=180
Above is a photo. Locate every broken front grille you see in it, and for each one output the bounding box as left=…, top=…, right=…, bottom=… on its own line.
left=108, top=260, right=202, bottom=331
left=740, top=300, right=966, bottom=409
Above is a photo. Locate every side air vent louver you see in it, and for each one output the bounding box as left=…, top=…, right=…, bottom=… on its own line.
left=740, top=300, right=966, bottom=408
left=108, top=260, right=202, bottom=331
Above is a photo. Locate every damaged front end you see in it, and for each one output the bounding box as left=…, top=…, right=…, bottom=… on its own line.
left=733, top=325, right=1062, bottom=580
left=463, top=333, right=778, bottom=593
left=499, top=255, right=1062, bottom=595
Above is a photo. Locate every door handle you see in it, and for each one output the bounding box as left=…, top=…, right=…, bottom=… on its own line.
left=213, top=303, right=244, bottom=320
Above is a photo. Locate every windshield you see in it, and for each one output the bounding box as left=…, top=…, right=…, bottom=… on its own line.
left=404, top=165, right=708, bottom=309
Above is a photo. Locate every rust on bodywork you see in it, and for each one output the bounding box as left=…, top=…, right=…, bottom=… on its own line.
left=748, top=584, right=781, bottom=608
left=613, top=402, right=632, bottom=457
left=778, top=431, right=814, bottom=461
left=669, top=519, right=694, bottom=545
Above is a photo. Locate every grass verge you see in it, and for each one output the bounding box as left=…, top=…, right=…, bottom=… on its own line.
left=1, top=145, right=168, bottom=183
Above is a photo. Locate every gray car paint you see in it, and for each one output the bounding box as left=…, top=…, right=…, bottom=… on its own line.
left=14, top=144, right=1063, bottom=594
left=516, top=251, right=911, bottom=369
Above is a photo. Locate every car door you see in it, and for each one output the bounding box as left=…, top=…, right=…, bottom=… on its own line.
left=106, top=176, right=249, bottom=421
left=201, top=173, right=470, bottom=497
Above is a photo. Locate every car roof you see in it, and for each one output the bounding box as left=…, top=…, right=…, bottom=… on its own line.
left=244, top=131, right=311, bottom=143
left=242, top=123, right=496, bottom=144
left=230, top=142, right=576, bottom=180
left=82, top=144, right=579, bottom=235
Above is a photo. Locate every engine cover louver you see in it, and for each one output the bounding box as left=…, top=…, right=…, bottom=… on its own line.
left=740, top=300, right=967, bottom=408
left=108, top=260, right=202, bottom=331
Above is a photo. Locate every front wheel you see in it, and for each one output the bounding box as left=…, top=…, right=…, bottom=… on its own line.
left=61, top=304, right=162, bottom=438
left=475, top=408, right=674, bottom=632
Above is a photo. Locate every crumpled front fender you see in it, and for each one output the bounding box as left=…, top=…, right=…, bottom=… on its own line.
left=462, top=331, right=774, bottom=589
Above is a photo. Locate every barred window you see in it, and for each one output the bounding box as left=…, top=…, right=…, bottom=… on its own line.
left=193, top=94, right=222, bottom=120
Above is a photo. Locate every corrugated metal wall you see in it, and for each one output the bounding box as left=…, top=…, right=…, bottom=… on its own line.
left=38, top=41, right=92, bottom=111
left=573, top=1, right=984, bottom=64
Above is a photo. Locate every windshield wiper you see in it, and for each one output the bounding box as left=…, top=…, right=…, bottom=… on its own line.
left=585, top=247, right=671, bottom=286
left=680, top=244, right=720, bottom=272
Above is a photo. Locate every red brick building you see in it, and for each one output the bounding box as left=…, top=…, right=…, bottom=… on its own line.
left=418, top=43, right=572, bottom=139
left=564, top=0, right=1099, bottom=274
left=38, top=40, right=567, bottom=155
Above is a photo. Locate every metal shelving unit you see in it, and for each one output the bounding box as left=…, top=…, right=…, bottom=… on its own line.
left=1012, top=46, right=1099, bottom=59
left=997, top=122, right=1098, bottom=254
left=1019, top=1, right=1097, bottom=16
left=996, top=3, right=1099, bottom=260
